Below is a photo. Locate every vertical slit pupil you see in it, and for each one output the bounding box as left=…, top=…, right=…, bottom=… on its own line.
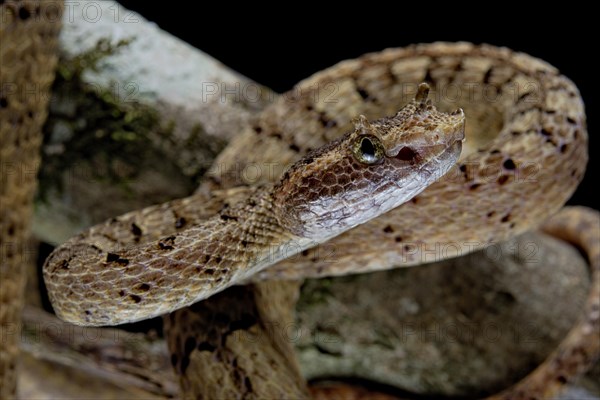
left=361, top=138, right=375, bottom=158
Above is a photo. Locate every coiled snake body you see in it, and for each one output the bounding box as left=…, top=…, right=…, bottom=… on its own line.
left=0, top=1, right=63, bottom=397
left=39, top=42, right=598, bottom=398
left=44, top=84, right=465, bottom=325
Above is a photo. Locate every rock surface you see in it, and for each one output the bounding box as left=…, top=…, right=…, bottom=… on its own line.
left=296, top=232, right=591, bottom=396
left=33, top=1, right=274, bottom=244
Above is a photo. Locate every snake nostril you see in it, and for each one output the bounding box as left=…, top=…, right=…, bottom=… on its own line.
left=396, top=146, right=417, bottom=161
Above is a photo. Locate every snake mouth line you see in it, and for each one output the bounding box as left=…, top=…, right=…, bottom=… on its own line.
left=413, top=140, right=463, bottom=183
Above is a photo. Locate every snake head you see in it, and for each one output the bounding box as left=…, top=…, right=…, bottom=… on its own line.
left=273, top=83, right=465, bottom=239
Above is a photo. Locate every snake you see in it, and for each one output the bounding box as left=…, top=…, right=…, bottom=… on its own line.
left=1, top=17, right=594, bottom=397
left=0, top=1, right=63, bottom=398
left=43, top=42, right=590, bottom=324
left=43, top=83, right=466, bottom=325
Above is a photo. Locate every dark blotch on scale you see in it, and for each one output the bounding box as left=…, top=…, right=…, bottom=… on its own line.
left=131, top=223, right=142, bottom=237
left=175, top=217, right=187, bottom=229
left=503, top=159, right=516, bottom=170
left=106, top=253, right=129, bottom=265
left=129, top=294, right=142, bottom=303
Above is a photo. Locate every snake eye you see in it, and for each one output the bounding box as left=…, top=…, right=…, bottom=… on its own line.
left=353, top=135, right=385, bottom=165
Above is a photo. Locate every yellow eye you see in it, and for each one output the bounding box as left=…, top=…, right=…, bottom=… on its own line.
left=353, top=135, right=385, bottom=165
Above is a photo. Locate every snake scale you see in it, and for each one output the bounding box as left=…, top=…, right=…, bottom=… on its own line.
left=0, top=8, right=595, bottom=396
left=0, top=1, right=63, bottom=398
left=44, top=41, right=588, bottom=317
left=44, top=82, right=466, bottom=325
left=41, top=40, right=599, bottom=399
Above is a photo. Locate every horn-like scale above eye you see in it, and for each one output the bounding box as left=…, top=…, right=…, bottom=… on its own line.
left=353, top=135, right=385, bottom=165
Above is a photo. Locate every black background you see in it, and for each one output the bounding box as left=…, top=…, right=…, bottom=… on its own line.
left=118, top=3, right=596, bottom=210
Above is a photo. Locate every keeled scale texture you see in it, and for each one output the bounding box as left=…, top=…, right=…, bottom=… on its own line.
left=0, top=1, right=63, bottom=397
left=247, top=43, right=589, bottom=280
left=44, top=90, right=463, bottom=326
left=41, top=42, right=595, bottom=398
